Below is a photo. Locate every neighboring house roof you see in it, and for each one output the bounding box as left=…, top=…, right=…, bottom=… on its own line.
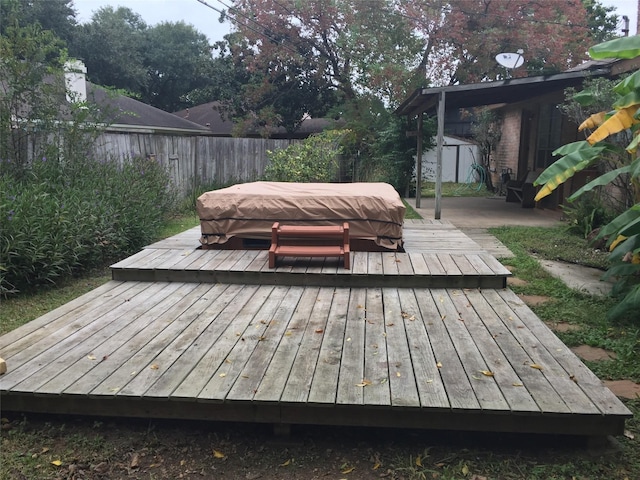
left=87, top=83, right=210, bottom=135
left=173, top=101, right=337, bottom=138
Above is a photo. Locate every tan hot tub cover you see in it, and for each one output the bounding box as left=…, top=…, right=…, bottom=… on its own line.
left=197, top=181, right=405, bottom=249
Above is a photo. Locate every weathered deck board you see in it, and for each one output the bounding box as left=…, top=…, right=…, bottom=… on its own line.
left=0, top=218, right=631, bottom=437
left=0, top=282, right=631, bottom=435
left=110, top=222, right=511, bottom=289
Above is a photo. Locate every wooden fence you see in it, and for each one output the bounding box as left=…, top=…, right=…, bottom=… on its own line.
left=92, top=132, right=297, bottom=196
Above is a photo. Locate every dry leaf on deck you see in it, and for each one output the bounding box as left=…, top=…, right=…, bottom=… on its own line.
left=530, top=364, right=543, bottom=370
left=512, top=383, right=524, bottom=387
left=219, top=373, right=226, bottom=377
left=436, top=361, right=443, bottom=368
left=479, top=370, right=494, bottom=377
left=315, top=328, right=324, bottom=333
left=356, top=379, right=372, bottom=387
left=87, top=355, right=96, bottom=360
left=150, top=364, right=159, bottom=370
left=396, top=372, right=401, bottom=377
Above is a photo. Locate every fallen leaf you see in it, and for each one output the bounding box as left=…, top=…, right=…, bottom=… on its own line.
left=624, top=430, right=635, bottom=440
left=219, top=373, right=227, bottom=377
left=372, top=461, right=382, bottom=470
left=130, top=452, right=140, bottom=468
left=356, top=379, right=372, bottom=387
left=387, top=323, right=395, bottom=326
left=40, top=447, right=49, bottom=454
left=51, top=460, right=62, bottom=467
left=512, top=383, right=524, bottom=387
left=436, top=361, right=443, bottom=368
left=109, top=387, right=119, bottom=392
left=341, top=466, right=355, bottom=474
left=425, top=379, right=433, bottom=383
left=284, top=331, right=292, bottom=336
left=280, top=459, right=292, bottom=467
left=87, top=355, right=96, bottom=361
left=416, top=455, right=423, bottom=467
left=462, top=464, right=469, bottom=475
left=150, top=364, right=159, bottom=370
left=396, top=372, right=401, bottom=377
left=480, top=370, right=494, bottom=377
left=213, top=449, right=226, bottom=459
left=225, top=359, right=232, bottom=364
left=315, top=329, right=324, bottom=333
left=530, top=364, right=543, bottom=370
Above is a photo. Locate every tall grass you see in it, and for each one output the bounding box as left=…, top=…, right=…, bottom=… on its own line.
left=0, top=154, right=176, bottom=295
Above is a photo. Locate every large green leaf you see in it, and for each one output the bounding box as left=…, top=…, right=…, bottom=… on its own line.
left=613, top=90, right=640, bottom=109
left=607, top=284, right=640, bottom=321
left=589, top=36, right=640, bottom=60
left=602, top=262, right=640, bottom=281
left=613, top=70, right=640, bottom=96
left=599, top=204, right=640, bottom=241
left=609, top=233, right=640, bottom=262
left=620, top=215, right=640, bottom=237
left=568, top=164, right=633, bottom=201
left=535, top=142, right=605, bottom=186
left=572, top=90, right=595, bottom=106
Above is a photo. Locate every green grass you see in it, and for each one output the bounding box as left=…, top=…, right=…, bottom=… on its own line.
left=403, top=199, right=422, bottom=219
left=420, top=181, right=491, bottom=198
left=491, top=225, right=640, bottom=383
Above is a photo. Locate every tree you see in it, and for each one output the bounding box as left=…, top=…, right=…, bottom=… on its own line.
left=227, top=0, right=424, bottom=111
left=534, top=35, right=640, bottom=321
left=0, top=0, right=77, bottom=44
left=0, top=19, right=67, bottom=172
left=583, top=0, right=619, bottom=43
left=69, top=6, right=148, bottom=96
left=402, top=0, right=593, bottom=85
left=141, top=21, right=216, bottom=112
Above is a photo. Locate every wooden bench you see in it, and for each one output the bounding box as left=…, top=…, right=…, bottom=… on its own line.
left=268, top=222, right=350, bottom=269
left=506, top=171, right=539, bottom=208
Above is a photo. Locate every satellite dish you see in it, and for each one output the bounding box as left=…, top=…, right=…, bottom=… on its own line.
left=496, top=51, right=525, bottom=69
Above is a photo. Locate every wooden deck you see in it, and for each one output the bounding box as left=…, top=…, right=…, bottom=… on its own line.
left=112, top=220, right=511, bottom=289
left=0, top=220, right=631, bottom=437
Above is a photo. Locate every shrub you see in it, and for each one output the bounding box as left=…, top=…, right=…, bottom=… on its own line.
left=0, top=155, right=175, bottom=295
left=263, top=129, right=347, bottom=183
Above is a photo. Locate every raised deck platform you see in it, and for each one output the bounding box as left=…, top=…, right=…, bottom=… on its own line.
left=111, top=220, right=511, bottom=289
left=0, top=220, right=631, bottom=438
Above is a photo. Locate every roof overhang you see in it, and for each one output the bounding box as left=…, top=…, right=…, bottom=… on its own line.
left=395, top=68, right=611, bottom=117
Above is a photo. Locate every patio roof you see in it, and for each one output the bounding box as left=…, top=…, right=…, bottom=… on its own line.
left=395, top=68, right=611, bottom=117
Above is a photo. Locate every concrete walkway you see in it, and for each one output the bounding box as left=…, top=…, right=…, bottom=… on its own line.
left=405, top=196, right=611, bottom=296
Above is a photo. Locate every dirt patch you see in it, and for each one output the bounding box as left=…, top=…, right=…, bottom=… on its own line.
left=545, top=321, right=582, bottom=333
left=570, top=345, right=617, bottom=361
left=604, top=380, right=640, bottom=400
left=507, top=277, right=528, bottom=287
left=517, top=294, right=551, bottom=307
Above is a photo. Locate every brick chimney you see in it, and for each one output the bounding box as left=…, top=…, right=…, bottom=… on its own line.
left=64, top=59, right=87, bottom=103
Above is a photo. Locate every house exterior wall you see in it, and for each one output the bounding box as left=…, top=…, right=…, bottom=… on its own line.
left=492, top=108, right=522, bottom=187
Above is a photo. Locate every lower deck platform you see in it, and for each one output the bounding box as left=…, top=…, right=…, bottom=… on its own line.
left=0, top=221, right=631, bottom=437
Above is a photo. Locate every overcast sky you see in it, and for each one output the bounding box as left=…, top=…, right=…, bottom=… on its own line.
left=73, top=0, right=639, bottom=44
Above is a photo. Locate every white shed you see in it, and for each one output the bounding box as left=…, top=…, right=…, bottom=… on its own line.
left=418, top=136, right=480, bottom=183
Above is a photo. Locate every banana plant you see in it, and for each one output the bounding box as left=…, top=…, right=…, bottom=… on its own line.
left=534, top=36, right=640, bottom=320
